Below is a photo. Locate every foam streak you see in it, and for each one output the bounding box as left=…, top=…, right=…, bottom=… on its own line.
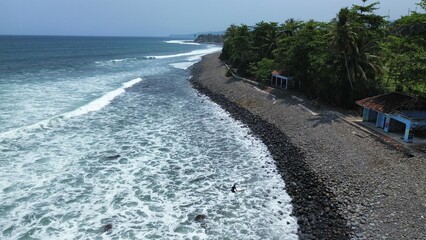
left=0, top=78, right=142, bottom=138
left=147, top=46, right=221, bottom=60
left=64, top=77, right=142, bottom=118
left=165, top=40, right=200, bottom=45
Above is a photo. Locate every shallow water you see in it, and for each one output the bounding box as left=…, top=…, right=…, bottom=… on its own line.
left=0, top=36, right=298, bottom=239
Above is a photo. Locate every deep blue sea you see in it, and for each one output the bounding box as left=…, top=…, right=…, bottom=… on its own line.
left=0, top=36, right=297, bottom=239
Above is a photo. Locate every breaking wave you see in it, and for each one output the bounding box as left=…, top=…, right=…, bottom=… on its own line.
left=165, top=40, right=200, bottom=45
left=63, top=78, right=142, bottom=118
left=0, top=78, right=142, bottom=138
left=147, top=46, right=222, bottom=60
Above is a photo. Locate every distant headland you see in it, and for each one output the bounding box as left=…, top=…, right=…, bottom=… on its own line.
left=169, top=31, right=224, bottom=43
left=194, top=34, right=223, bottom=44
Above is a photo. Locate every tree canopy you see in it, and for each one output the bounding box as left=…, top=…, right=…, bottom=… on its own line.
left=194, top=34, right=223, bottom=43
left=219, top=0, right=426, bottom=107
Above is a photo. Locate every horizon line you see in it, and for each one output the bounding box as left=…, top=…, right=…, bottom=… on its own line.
left=0, top=31, right=225, bottom=38
left=0, top=34, right=175, bottom=38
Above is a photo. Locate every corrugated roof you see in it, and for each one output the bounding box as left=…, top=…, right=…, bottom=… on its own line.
left=271, top=70, right=280, bottom=75
left=355, top=92, right=424, bottom=114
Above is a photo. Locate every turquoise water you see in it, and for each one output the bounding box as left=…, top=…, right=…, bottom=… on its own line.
left=0, top=36, right=297, bottom=239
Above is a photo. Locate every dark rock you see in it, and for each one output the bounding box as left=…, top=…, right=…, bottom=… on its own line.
left=106, top=155, right=121, bottom=160
left=190, top=61, right=352, bottom=239
left=194, top=214, right=207, bottom=222
left=103, top=223, right=113, bottom=232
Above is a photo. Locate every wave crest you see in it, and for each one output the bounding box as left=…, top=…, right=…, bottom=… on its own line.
left=148, top=46, right=222, bottom=60
left=165, top=40, right=200, bottom=45
left=95, top=58, right=137, bottom=65
left=63, top=77, right=142, bottom=118
left=0, top=78, right=142, bottom=138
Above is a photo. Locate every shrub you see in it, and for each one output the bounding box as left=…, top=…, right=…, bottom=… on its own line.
left=249, top=58, right=278, bottom=82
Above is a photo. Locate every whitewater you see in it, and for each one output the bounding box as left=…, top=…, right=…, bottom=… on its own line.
left=0, top=36, right=298, bottom=239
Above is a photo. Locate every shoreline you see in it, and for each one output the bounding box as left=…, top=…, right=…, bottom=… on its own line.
left=190, top=54, right=350, bottom=239
left=189, top=53, right=426, bottom=239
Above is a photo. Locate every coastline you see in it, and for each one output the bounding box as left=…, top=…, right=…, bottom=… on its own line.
left=190, top=53, right=426, bottom=239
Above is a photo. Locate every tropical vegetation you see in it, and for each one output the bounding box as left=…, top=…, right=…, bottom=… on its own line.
left=194, top=34, right=224, bottom=43
left=219, top=0, right=426, bottom=107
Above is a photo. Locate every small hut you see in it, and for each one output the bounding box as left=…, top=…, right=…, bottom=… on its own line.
left=270, top=70, right=296, bottom=90
left=356, top=92, right=426, bottom=143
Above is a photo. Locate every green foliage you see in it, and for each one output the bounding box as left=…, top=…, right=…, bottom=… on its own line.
left=418, top=0, right=426, bottom=11
left=251, top=22, right=281, bottom=60
left=249, top=58, right=278, bottom=82
left=194, top=34, right=223, bottom=43
left=392, top=13, right=426, bottom=37
left=219, top=0, right=426, bottom=107
left=220, top=24, right=254, bottom=76
left=328, top=1, right=385, bottom=104
left=381, top=7, right=426, bottom=96
left=275, top=21, right=335, bottom=99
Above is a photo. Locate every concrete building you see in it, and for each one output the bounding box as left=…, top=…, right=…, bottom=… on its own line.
left=356, top=92, right=426, bottom=143
left=270, top=71, right=296, bottom=90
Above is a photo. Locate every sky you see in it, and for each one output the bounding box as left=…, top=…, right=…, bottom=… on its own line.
left=0, top=0, right=422, bottom=37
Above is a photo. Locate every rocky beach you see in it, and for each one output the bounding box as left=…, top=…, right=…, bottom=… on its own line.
left=190, top=53, right=426, bottom=239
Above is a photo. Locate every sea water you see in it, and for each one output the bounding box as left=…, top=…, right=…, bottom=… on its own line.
left=0, top=36, right=298, bottom=239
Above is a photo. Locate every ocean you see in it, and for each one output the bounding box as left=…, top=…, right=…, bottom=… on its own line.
left=0, top=36, right=297, bottom=239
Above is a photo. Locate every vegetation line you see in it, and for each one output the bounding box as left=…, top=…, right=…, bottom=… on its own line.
left=219, top=0, right=426, bottom=108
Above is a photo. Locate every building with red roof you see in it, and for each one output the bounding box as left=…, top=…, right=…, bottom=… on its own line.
left=356, top=92, right=426, bottom=143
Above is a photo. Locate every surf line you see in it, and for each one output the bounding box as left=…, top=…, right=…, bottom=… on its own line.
left=146, top=47, right=222, bottom=60
left=0, top=78, right=143, bottom=139
left=63, top=77, right=142, bottom=118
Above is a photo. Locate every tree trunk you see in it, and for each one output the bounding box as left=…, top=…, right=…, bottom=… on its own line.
left=343, top=52, right=354, bottom=90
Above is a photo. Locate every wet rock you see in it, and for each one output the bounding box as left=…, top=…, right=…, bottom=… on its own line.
left=194, top=214, right=207, bottom=222
left=106, top=155, right=121, bottom=160
left=190, top=53, right=426, bottom=240
left=190, top=57, right=351, bottom=239
left=103, top=223, right=113, bottom=232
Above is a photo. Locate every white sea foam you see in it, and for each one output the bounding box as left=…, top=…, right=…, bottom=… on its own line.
left=0, top=78, right=142, bottom=139
left=147, top=46, right=222, bottom=60
left=165, top=40, right=200, bottom=45
left=0, top=90, right=298, bottom=239
left=95, top=58, right=137, bottom=65
left=167, top=46, right=222, bottom=70
left=170, top=62, right=197, bottom=70
left=0, top=38, right=297, bottom=239
left=62, top=77, right=142, bottom=118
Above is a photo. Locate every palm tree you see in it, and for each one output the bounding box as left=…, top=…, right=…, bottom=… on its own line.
left=352, top=32, right=383, bottom=81
left=220, top=24, right=239, bottom=60
left=252, top=22, right=283, bottom=59
left=282, top=18, right=302, bottom=37
left=330, top=5, right=384, bottom=92
left=221, top=24, right=252, bottom=66
left=330, top=8, right=358, bottom=90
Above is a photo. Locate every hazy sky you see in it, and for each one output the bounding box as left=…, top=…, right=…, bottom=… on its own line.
left=0, top=0, right=422, bottom=36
